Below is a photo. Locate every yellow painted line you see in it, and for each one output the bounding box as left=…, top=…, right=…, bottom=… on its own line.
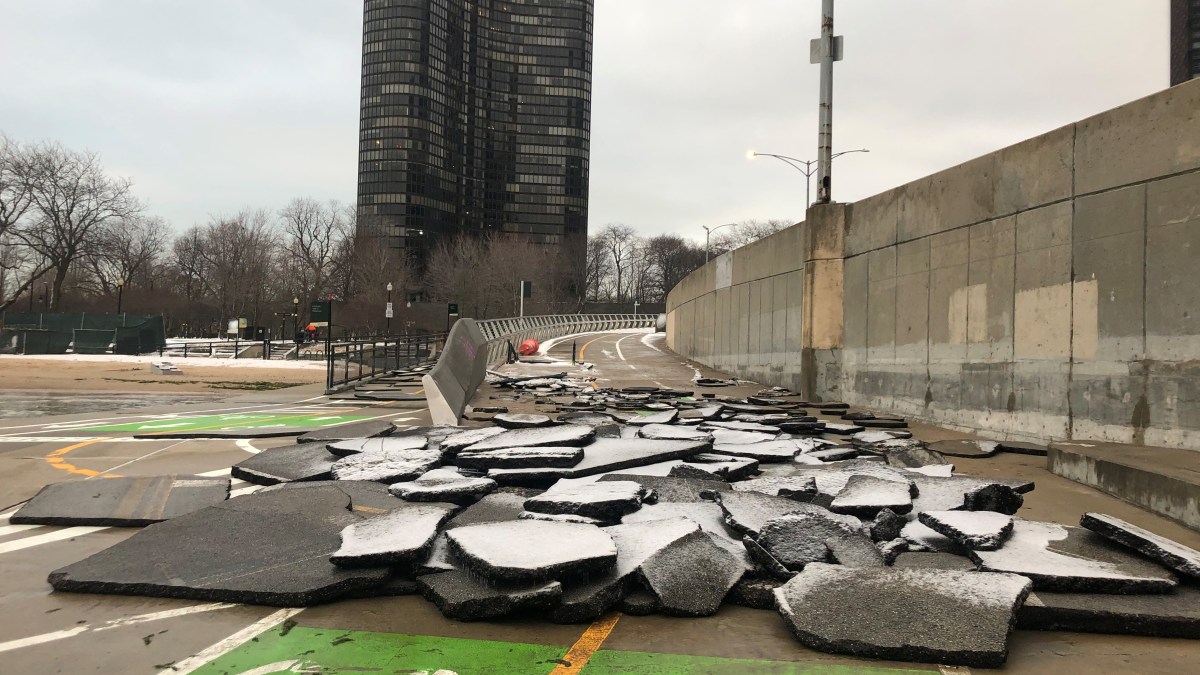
left=45, top=439, right=118, bottom=478
left=577, top=335, right=608, bottom=362
left=550, top=612, right=621, bottom=675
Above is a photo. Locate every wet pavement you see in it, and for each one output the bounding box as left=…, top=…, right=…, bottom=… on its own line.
left=0, top=390, right=222, bottom=419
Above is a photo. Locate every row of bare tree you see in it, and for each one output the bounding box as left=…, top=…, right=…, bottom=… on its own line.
left=1, top=134, right=790, bottom=336
left=584, top=220, right=793, bottom=304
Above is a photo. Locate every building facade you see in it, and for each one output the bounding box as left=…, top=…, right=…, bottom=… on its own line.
left=357, top=0, right=593, bottom=271
left=1172, top=0, right=1200, bottom=86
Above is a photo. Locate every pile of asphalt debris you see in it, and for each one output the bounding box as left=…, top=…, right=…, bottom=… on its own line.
left=20, top=382, right=1200, bottom=669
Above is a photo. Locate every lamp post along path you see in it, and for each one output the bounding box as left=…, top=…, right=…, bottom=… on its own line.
left=750, top=150, right=867, bottom=210
left=703, top=223, right=736, bottom=264
left=812, top=0, right=843, bottom=203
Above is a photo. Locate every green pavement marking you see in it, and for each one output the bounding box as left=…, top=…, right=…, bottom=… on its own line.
left=191, top=626, right=928, bottom=675
left=78, top=413, right=370, bottom=433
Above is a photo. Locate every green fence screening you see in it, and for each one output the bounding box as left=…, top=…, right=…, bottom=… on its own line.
left=0, top=313, right=166, bottom=355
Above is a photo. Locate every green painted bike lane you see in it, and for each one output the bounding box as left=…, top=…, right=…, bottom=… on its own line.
left=192, top=626, right=928, bottom=675
left=77, top=413, right=371, bottom=434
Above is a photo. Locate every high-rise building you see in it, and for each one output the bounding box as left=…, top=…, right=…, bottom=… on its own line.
left=356, top=0, right=593, bottom=272
left=1172, top=0, right=1200, bottom=86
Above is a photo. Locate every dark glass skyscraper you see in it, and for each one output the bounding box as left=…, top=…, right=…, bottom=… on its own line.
left=1172, top=0, right=1200, bottom=86
left=357, top=0, right=593, bottom=271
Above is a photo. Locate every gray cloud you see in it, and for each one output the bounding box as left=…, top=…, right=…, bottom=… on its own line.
left=0, top=1, right=1168, bottom=241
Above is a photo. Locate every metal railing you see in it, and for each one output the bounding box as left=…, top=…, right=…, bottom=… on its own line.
left=475, top=314, right=656, bottom=365
left=322, top=314, right=656, bottom=393
left=325, top=333, right=446, bottom=391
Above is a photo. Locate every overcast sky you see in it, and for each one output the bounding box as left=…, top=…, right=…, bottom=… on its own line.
left=0, top=1, right=1170, bottom=242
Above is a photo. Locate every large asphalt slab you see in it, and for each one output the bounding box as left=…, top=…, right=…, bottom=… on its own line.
left=1, top=333, right=1199, bottom=673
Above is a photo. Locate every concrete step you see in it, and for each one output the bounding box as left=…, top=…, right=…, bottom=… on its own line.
left=1049, top=441, right=1200, bottom=531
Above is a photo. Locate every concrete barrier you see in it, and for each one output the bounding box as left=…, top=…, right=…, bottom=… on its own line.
left=422, top=319, right=489, bottom=426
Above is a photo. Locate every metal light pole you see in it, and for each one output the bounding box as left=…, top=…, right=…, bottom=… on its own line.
left=702, top=223, right=737, bottom=263
left=813, top=0, right=843, bottom=204
left=386, top=282, right=393, bottom=336
left=116, top=278, right=125, bottom=314
left=750, top=150, right=868, bottom=209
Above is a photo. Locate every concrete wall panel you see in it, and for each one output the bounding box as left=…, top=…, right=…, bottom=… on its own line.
left=1146, top=171, right=1200, bottom=361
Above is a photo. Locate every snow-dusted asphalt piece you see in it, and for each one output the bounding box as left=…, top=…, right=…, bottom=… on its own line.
left=1019, top=585, right=1200, bottom=638
left=969, top=520, right=1178, bottom=593
left=598, top=474, right=729, bottom=503
left=446, top=520, right=617, bottom=582
left=549, top=517, right=699, bottom=623
left=464, top=424, right=595, bottom=451
left=885, top=446, right=948, bottom=468
left=455, top=446, right=584, bottom=470
left=774, top=563, right=1032, bottom=668
left=906, top=464, right=954, bottom=478
left=388, top=468, right=496, bottom=504
left=853, top=430, right=904, bottom=444
left=869, top=508, right=907, bottom=543
left=557, top=412, right=616, bottom=426
left=524, top=480, right=646, bottom=522
left=639, top=529, right=745, bottom=616
left=13, top=475, right=230, bottom=527
left=330, top=502, right=458, bottom=567
left=707, top=490, right=828, bottom=537
left=439, top=426, right=508, bottom=453
left=732, top=476, right=818, bottom=502
left=487, top=438, right=710, bottom=486
left=637, top=424, right=713, bottom=442
left=417, top=571, right=562, bottom=621
left=493, top=412, right=554, bottom=429
left=669, top=454, right=759, bottom=481
left=822, top=423, right=866, bottom=435
left=807, top=447, right=859, bottom=462
left=230, top=444, right=338, bottom=486
left=701, top=421, right=781, bottom=433
left=327, top=435, right=429, bottom=457
left=48, top=484, right=392, bottom=605
left=1079, top=513, right=1200, bottom=580
left=829, top=474, right=913, bottom=517
left=617, top=410, right=679, bottom=426
left=296, top=420, right=395, bottom=444
left=678, top=405, right=724, bottom=420
left=709, top=429, right=777, bottom=446
left=759, top=510, right=884, bottom=569
left=712, top=440, right=801, bottom=462
left=900, top=520, right=961, bottom=553
left=928, top=439, right=1000, bottom=458
left=727, top=577, right=783, bottom=610
left=618, top=590, right=662, bottom=616
left=518, top=511, right=604, bottom=526
left=782, top=461, right=918, bottom=504
left=908, top=474, right=1025, bottom=515
left=330, top=447, right=444, bottom=483
left=623, top=500, right=749, bottom=556
left=919, top=511, right=1014, bottom=551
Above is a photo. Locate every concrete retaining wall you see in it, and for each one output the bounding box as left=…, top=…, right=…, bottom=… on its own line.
left=667, top=79, right=1200, bottom=450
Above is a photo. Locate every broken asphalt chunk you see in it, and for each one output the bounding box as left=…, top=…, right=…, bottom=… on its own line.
left=13, top=475, right=229, bottom=527
left=330, top=447, right=444, bottom=483
left=388, top=469, right=497, bottom=504
left=774, top=563, right=1032, bottom=668
left=639, top=529, right=744, bottom=616
left=1080, top=513, right=1200, bottom=580
left=524, top=480, right=647, bottom=523
left=919, top=511, right=1014, bottom=551
left=330, top=502, right=458, bottom=568
left=230, top=444, right=337, bottom=486
left=417, top=571, right=562, bottom=621
left=829, top=474, right=913, bottom=517
left=446, top=520, right=617, bottom=582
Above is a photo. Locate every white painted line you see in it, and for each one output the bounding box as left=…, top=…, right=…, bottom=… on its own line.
left=161, top=607, right=305, bottom=675
left=236, top=439, right=261, bottom=454
left=0, top=526, right=110, bottom=555
left=0, top=524, right=42, bottom=537
left=230, top=485, right=263, bottom=498
left=198, top=468, right=232, bottom=478
left=639, top=332, right=664, bottom=352
left=93, top=440, right=190, bottom=476
left=0, top=603, right=237, bottom=654
left=614, top=333, right=634, bottom=361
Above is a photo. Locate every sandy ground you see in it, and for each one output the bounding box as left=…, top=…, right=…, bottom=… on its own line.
left=0, top=356, right=325, bottom=392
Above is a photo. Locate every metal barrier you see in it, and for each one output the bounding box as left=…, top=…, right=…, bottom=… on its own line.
left=474, top=314, right=656, bottom=365
left=325, top=334, right=446, bottom=392
left=322, top=314, right=653, bottom=394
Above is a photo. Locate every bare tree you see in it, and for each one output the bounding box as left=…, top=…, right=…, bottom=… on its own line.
left=0, top=135, right=50, bottom=310
left=643, top=234, right=705, bottom=302
left=82, top=216, right=169, bottom=296
left=12, top=142, right=140, bottom=309
left=595, top=224, right=639, bottom=303
left=710, top=218, right=793, bottom=255
left=279, top=198, right=349, bottom=304
left=584, top=235, right=614, bottom=302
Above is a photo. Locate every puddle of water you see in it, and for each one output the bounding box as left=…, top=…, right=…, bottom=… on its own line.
left=0, top=391, right=223, bottom=419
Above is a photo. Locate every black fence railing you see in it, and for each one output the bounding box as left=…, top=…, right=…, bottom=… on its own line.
left=325, top=334, right=447, bottom=391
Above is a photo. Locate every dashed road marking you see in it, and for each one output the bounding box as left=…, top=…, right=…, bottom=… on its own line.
left=0, top=602, right=238, bottom=654
left=161, top=607, right=305, bottom=675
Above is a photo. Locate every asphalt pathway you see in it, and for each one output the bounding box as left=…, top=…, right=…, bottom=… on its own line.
left=0, top=333, right=1197, bottom=673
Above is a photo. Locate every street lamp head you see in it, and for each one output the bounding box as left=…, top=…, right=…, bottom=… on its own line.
left=746, top=149, right=758, bottom=160
left=116, top=278, right=125, bottom=287
left=292, top=297, right=299, bottom=305
left=386, top=282, right=393, bottom=292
